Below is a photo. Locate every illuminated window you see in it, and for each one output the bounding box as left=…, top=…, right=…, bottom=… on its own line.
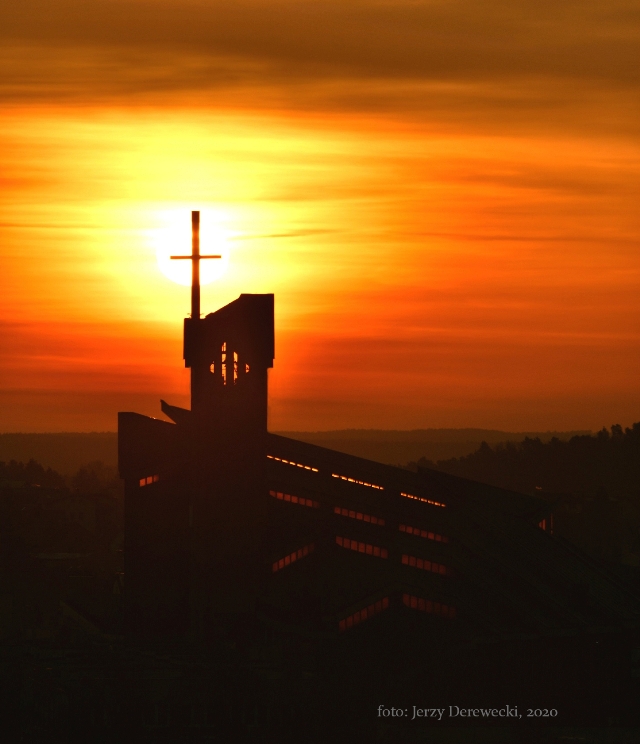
left=399, top=524, right=448, bottom=543
left=331, top=473, right=384, bottom=490
left=402, top=593, right=456, bottom=619
left=334, top=506, right=384, bottom=526
left=267, top=455, right=319, bottom=473
left=335, top=536, right=388, bottom=558
left=400, top=491, right=446, bottom=508
left=245, top=363, right=250, bottom=374
left=339, top=596, right=389, bottom=632
left=233, top=351, right=238, bottom=384
left=270, top=490, right=319, bottom=508
left=401, top=554, right=450, bottom=575
left=139, top=474, right=160, bottom=487
left=272, top=543, right=315, bottom=573
left=221, top=342, right=227, bottom=385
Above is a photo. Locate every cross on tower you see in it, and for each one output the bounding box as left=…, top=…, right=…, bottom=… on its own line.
left=171, top=211, right=221, bottom=319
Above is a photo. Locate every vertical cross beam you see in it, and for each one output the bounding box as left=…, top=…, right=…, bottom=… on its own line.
left=191, top=210, right=200, bottom=320
left=170, top=211, right=221, bottom=319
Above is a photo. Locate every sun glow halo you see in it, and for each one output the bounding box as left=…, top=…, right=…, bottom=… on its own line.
left=154, top=209, right=231, bottom=287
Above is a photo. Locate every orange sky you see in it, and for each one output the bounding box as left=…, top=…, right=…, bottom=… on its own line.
left=1, top=1, right=639, bottom=432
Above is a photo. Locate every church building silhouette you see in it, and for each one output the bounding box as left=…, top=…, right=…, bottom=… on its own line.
left=118, top=213, right=640, bottom=692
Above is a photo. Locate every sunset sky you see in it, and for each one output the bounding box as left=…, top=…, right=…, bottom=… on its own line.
left=1, top=0, right=639, bottom=432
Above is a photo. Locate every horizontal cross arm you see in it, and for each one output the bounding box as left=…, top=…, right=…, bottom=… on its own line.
left=170, top=254, right=222, bottom=259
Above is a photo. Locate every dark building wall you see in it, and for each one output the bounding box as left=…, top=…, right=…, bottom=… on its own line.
left=119, top=413, right=190, bottom=637
left=262, top=437, right=458, bottom=634
left=120, top=294, right=275, bottom=639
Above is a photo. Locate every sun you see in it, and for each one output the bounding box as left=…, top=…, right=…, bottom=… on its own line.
left=153, top=208, right=230, bottom=286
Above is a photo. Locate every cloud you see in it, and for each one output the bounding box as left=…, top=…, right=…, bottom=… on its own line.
left=3, top=1, right=638, bottom=81
left=1, top=1, right=638, bottom=135
left=1, top=2, right=639, bottom=432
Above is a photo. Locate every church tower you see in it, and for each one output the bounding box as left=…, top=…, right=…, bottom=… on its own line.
left=119, top=212, right=274, bottom=639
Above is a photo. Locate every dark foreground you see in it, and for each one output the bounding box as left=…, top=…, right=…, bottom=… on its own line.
left=2, top=612, right=640, bottom=744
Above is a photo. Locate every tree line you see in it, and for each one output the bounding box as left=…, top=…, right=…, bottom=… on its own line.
left=0, top=459, right=121, bottom=496
left=412, top=422, right=640, bottom=501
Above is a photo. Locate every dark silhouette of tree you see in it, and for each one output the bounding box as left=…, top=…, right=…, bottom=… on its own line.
left=71, top=460, right=120, bottom=496
left=0, top=459, right=66, bottom=489
left=409, top=423, right=640, bottom=565
left=411, top=423, right=640, bottom=502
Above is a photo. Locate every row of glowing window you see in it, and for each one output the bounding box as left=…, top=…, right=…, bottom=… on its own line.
left=401, top=554, right=449, bottom=575
left=274, top=539, right=449, bottom=575
left=139, top=475, right=160, bottom=487
left=270, top=490, right=447, bottom=542
left=399, top=524, right=448, bottom=543
left=272, top=543, right=315, bottom=573
left=141, top=456, right=444, bottom=508
left=337, top=540, right=450, bottom=575
left=339, top=597, right=389, bottom=632
left=138, top=478, right=447, bottom=545
left=335, top=536, right=388, bottom=558
left=333, top=506, right=384, bottom=525
left=400, top=491, right=446, bottom=508
left=267, top=455, right=319, bottom=472
left=268, top=455, right=446, bottom=506
left=331, top=473, right=384, bottom=490
left=402, top=593, right=457, bottom=619
left=338, top=595, right=456, bottom=632
left=270, top=489, right=384, bottom=525
left=269, top=490, right=319, bottom=508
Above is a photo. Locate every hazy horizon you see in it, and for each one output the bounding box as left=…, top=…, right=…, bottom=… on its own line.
left=0, top=426, right=595, bottom=435
left=0, top=426, right=602, bottom=474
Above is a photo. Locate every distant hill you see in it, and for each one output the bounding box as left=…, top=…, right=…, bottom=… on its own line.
left=275, top=428, right=591, bottom=466
left=0, top=429, right=591, bottom=474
